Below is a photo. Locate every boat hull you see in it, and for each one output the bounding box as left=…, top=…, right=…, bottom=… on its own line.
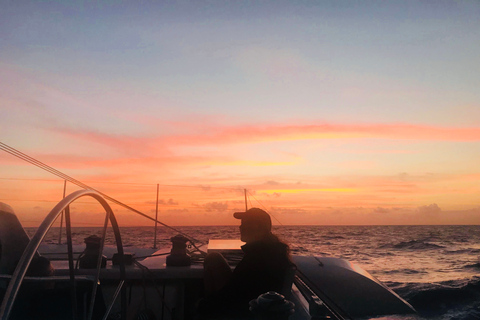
left=293, top=256, right=416, bottom=318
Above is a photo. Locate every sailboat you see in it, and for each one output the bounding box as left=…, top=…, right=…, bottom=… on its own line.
left=0, top=142, right=415, bottom=320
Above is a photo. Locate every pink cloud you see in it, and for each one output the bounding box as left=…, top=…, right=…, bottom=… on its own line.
left=11, top=121, right=474, bottom=183
left=162, top=122, right=480, bottom=145
left=53, top=122, right=480, bottom=153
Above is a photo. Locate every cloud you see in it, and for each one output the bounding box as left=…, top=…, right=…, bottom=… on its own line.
left=158, top=198, right=179, bottom=206
left=198, top=201, right=229, bottom=213
left=270, top=207, right=308, bottom=215
left=373, top=207, right=390, bottom=214
left=48, top=121, right=480, bottom=155
left=417, top=203, right=441, bottom=215
left=49, top=127, right=170, bottom=157
left=14, top=120, right=475, bottom=183
left=263, top=180, right=281, bottom=186
left=166, top=123, right=480, bottom=145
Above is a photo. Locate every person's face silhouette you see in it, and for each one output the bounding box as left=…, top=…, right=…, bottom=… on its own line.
left=239, top=219, right=268, bottom=243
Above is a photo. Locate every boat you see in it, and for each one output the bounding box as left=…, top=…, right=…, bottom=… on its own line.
left=0, top=189, right=416, bottom=320
left=0, top=143, right=416, bottom=319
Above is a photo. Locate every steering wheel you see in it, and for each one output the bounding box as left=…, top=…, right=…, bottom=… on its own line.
left=0, top=190, right=126, bottom=320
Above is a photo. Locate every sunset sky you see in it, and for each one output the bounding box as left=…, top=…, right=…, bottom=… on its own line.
left=1, top=1, right=479, bottom=227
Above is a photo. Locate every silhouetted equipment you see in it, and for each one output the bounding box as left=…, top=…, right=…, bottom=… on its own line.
left=79, top=235, right=107, bottom=269
left=249, top=291, right=295, bottom=320
left=166, top=235, right=191, bottom=267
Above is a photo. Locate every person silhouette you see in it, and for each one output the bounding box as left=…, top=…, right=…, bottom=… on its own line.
left=0, top=202, right=53, bottom=276
left=202, top=208, right=292, bottom=317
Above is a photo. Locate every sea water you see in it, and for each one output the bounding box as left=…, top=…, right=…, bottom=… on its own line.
left=28, top=225, right=480, bottom=320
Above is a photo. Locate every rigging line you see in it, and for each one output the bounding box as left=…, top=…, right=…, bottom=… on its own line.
left=0, top=178, right=246, bottom=191
left=0, top=142, right=198, bottom=240
left=0, top=178, right=61, bottom=182
left=0, top=143, right=91, bottom=189
left=0, top=142, right=201, bottom=244
left=1, top=144, right=201, bottom=243
left=246, top=190, right=284, bottom=226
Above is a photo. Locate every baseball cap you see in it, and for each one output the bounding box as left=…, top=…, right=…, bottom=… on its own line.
left=234, top=207, right=272, bottom=231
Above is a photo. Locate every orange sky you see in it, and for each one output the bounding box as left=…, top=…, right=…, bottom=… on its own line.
left=1, top=149, right=480, bottom=227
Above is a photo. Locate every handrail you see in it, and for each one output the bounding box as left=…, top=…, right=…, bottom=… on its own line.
left=0, top=190, right=126, bottom=320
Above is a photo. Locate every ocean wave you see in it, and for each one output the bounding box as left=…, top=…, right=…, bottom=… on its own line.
left=461, top=262, right=480, bottom=269
left=321, top=235, right=346, bottom=240
left=380, top=239, right=445, bottom=250
left=290, top=246, right=309, bottom=254
left=401, top=277, right=480, bottom=317
left=381, top=269, right=428, bottom=275
left=444, top=248, right=480, bottom=255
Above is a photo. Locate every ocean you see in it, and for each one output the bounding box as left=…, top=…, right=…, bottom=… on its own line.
left=27, top=225, right=480, bottom=320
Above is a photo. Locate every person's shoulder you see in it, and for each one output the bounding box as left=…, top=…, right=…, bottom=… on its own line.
left=272, top=240, right=289, bottom=254
left=259, top=237, right=289, bottom=253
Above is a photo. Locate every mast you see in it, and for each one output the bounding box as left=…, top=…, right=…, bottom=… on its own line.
left=153, top=183, right=159, bottom=249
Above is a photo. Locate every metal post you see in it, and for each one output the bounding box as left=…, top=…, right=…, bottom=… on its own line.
left=153, top=184, right=159, bottom=249
left=245, top=189, right=248, bottom=211
left=65, top=205, right=78, bottom=320
left=58, top=179, right=67, bottom=244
